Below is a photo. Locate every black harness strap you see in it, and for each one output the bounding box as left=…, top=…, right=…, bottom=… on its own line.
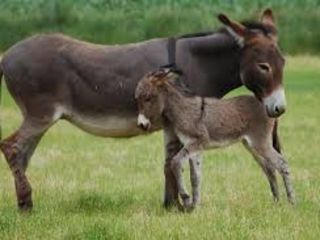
left=199, top=97, right=206, bottom=121
left=167, top=37, right=177, bottom=67
left=165, top=31, right=213, bottom=68
left=164, top=32, right=213, bottom=121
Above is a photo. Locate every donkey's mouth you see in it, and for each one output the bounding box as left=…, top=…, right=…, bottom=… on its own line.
left=263, top=87, right=287, bottom=118
left=265, top=105, right=286, bottom=118
left=138, top=123, right=151, bottom=131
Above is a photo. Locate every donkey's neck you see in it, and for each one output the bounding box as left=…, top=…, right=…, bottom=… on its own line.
left=176, top=32, right=242, bottom=98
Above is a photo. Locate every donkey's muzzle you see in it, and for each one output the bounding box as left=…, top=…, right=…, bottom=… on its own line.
left=137, top=114, right=151, bottom=131
left=263, top=87, right=287, bottom=118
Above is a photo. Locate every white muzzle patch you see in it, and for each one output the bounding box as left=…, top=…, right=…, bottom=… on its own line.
left=263, top=87, right=287, bottom=117
left=137, top=114, right=151, bottom=129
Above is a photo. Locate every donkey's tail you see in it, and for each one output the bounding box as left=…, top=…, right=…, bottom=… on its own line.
left=0, top=61, right=3, bottom=140
left=272, top=119, right=281, bottom=153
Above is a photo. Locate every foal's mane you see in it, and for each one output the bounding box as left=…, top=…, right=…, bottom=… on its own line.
left=170, top=78, right=196, bottom=97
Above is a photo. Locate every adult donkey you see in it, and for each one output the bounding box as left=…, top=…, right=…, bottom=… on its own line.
left=0, top=9, right=286, bottom=211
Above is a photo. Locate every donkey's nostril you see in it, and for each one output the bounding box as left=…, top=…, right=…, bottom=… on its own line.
left=274, top=105, right=285, bottom=116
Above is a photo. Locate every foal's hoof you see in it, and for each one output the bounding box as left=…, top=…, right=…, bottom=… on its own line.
left=18, top=199, right=33, bottom=212
left=186, top=204, right=196, bottom=213
left=181, top=194, right=192, bottom=209
left=288, top=197, right=296, bottom=205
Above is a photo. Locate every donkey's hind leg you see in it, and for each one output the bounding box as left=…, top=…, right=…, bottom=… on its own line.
left=242, top=140, right=280, bottom=202
left=0, top=118, right=52, bottom=211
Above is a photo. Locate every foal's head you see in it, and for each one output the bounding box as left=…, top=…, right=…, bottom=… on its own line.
left=135, top=67, right=181, bottom=131
left=218, top=9, right=286, bottom=117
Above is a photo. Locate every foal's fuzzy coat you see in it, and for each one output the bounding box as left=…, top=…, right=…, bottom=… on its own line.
left=135, top=68, right=295, bottom=210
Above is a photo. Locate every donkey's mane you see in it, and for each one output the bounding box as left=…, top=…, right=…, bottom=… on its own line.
left=216, top=20, right=274, bottom=36
left=172, top=19, right=273, bottom=46
left=242, top=21, right=275, bottom=35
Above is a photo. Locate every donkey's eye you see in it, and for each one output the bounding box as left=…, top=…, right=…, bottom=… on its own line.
left=257, top=63, right=271, bottom=73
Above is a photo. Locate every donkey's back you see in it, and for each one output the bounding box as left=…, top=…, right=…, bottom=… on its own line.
left=1, top=33, right=168, bottom=137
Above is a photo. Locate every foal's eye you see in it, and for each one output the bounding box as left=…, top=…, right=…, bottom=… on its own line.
left=145, top=97, right=152, bottom=102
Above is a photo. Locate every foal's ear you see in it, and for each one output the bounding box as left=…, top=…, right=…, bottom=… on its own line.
left=151, top=77, right=166, bottom=87
left=218, top=13, right=246, bottom=47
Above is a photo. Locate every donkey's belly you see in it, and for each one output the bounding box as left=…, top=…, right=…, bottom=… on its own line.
left=205, top=138, right=240, bottom=149
left=65, top=110, right=152, bottom=138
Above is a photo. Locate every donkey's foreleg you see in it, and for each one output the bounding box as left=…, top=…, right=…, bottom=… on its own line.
left=0, top=120, right=49, bottom=211
left=189, top=153, right=202, bottom=210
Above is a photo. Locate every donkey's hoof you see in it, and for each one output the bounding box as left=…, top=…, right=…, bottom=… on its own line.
left=163, top=199, right=175, bottom=209
left=18, top=199, right=33, bottom=212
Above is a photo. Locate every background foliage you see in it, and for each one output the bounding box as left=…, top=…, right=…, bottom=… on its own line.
left=0, top=0, right=320, bottom=54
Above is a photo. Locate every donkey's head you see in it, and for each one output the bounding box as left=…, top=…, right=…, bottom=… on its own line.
left=218, top=9, right=286, bottom=117
left=135, top=67, right=181, bottom=131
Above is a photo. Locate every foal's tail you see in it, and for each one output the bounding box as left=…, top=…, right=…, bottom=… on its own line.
left=272, top=119, right=281, bottom=153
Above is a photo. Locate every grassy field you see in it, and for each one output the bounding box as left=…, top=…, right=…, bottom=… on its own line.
left=0, top=56, right=320, bottom=239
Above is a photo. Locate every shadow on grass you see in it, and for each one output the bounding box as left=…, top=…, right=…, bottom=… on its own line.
left=61, top=190, right=138, bottom=215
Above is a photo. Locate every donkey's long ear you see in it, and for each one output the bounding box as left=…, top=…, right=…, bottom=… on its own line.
left=261, top=8, right=275, bottom=27
left=261, top=8, right=278, bottom=40
left=218, top=13, right=246, bottom=47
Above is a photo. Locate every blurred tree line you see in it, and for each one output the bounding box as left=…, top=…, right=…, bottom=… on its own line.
left=0, top=0, right=320, bottom=54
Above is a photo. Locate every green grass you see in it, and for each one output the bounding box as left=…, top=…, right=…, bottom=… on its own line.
left=1, top=0, right=320, bottom=54
left=0, top=56, right=320, bottom=239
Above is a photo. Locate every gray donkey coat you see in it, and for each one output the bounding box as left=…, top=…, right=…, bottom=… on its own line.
left=0, top=10, right=286, bottom=210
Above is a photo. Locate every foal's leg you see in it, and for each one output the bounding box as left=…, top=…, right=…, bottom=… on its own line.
left=264, top=149, right=295, bottom=204
left=242, top=140, right=280, bottom=202
left=189, top=153, right=202, bottom=209
left=0, top=118, right=51, bottom=210
left=171, top=141, right=202, bottom=209
left=163, top=126, right=182, bottom=208
left=171, top=148, right=192, bottom=208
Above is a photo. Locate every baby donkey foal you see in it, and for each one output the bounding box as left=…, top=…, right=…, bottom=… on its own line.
left=135, top=67, right=295, bottom=210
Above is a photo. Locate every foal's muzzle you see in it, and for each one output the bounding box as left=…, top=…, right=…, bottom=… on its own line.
left=263, top=87, right=287, bottom=118
left=137, top=114, right=151, bottom=131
